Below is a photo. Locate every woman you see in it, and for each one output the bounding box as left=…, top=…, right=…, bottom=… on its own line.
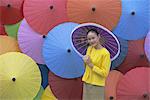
left=82, top=29, right=111, bottom=100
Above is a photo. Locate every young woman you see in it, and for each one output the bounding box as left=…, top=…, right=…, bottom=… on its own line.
left=82, top=29, right=111, bottom=100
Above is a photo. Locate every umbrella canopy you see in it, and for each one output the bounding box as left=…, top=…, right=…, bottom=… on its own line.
left=0, top=35, right=20, bottom=55
left=116, top=67, right=150, bottom=100
left=34, top=86, right=44, bottom=100
left=0, top=0, right=24, bottom=24
left=145, top=31, right=150, bottom=62
left=48, top=71, right=83, bottom=100
left=23, top=0, right=68, bottom=35
left=71, top=23, right=120, bottom=61
left=67, top=0, right=121, bottom=30
left=18, top=19, right=45, bottom=64
left=111, top=37, right=128, bottom=70
left=0, top=52, right=41, bottom=99
left=42, top=22, right=84, bottom=78
left=4, top=20, right=22, bottom=39
left=116, top=40, right=150, bottom=74
left=105, top=70, right=123, bottom=100
left=0, top=22, right=7, bottom=35
left=41, top=86, right=57, bottom=100
left=38, top=64, right=49, bottom=89
left=113, top=0, right=149, bottom=40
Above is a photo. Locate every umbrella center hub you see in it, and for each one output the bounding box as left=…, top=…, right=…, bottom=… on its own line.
left=7, top=4, right=11, bottom=8
left=131, top=11, right=135, bottom=16
left=143, top=94, right=149, bottom=98
left=109, top=96, right=114, bottom=100
left=50, top=6, right=54, bottom=10
left=92, top=7, right=96, bottom=12
left=43, top=35, right=46, bottom=38
left=67, top=49, right=71, bottom=53
left=12, top=78, right=16, bottom=82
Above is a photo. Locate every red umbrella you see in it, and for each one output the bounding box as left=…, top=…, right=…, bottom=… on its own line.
left=116, top=40, right=150, bottom=74
left=0, top=22, right=7, bottom=35
left=23, top=0, right=68, bottom=35
left=105, top=70, right=123, bottom=100
left=48, top=71, right=83, bottom=100
left=116, top=67, right=150, bottom=100
left=0, top=0, right=24, bottom=24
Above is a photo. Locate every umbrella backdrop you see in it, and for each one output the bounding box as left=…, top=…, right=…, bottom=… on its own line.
left=105, top=70, right=123, bottom=100
left=113, top=0, right=149, bottom=40
left=23, top=0, right=68, bottom=35
left=116, top=40, right=150, bottom=74
left=0, top=0, right=150, bottom=99
left=0, top=0, right=24, bottom=24
left=0, top=52, right=41, bottom=99
left=18, top=19, right=45, bottom=64
left=4, top=20, right=22, bottom=39
left=48, top=71, right=83, bottom=100
left=67, top=0, right=121, bottom=30
left=116, top=67, right=150, bottom=100
left=43, top=22, right=84, bottom=78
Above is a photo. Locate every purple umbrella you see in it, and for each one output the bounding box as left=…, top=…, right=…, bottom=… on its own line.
left=145, top=31, right=150, bottom=62
left=18, top=19, right=45, bottom=64
left=71, top=23, right=120, bottom=61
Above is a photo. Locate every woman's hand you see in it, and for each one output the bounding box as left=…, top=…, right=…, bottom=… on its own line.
left=83, top=55, right=93, bottom=68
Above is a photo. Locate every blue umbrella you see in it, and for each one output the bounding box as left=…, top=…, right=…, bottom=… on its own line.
left=38, top=64, right=49, bottom=89
left=113, top=0, right=149, bottom=40
left=111, top=37, right=128, bottom=70
left=42, top=22, right=84, bottom=78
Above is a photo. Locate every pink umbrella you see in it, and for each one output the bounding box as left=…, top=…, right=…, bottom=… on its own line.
left=18, top=19, right=45, bottom=64
left=23, top=0, right=68, bottom=35
left=116, top=67, right=150, bottom=100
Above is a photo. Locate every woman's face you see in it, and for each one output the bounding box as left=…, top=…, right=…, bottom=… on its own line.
left=87, top=31, right=100, bottom=47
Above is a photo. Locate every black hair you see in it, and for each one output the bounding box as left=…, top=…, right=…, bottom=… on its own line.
left=87, top=29, right=99, bottom=36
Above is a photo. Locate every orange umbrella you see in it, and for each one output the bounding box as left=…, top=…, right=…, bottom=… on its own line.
left=0, top=36, right=20, bottom=55
left=67, top=0, right=122, bottom=30
left=105, top=70, right=123, bottom=100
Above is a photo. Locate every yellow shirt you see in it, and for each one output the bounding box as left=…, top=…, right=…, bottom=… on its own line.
left=82, top=46, right=111, bottom=86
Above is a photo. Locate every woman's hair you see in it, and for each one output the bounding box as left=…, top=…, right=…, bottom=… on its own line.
left=87, top=29, right=99, bottom=36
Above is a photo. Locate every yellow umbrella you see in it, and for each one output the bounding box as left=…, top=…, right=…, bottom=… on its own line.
left=0, top=36, right=20, bottom=55
left=41, top=86, right=57, bottom=100
left=0, top=52, right=41, bottom=100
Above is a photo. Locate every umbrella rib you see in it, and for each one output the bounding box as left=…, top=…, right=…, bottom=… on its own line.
left=104, top=45, right=117, bottom=56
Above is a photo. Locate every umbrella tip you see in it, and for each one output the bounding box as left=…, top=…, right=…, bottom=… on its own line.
left=43, top=35, right=46, bottom=38
left=50, top=6, right=54, bottom=10
left=131, top=11, right=135, bottom=16
left=143, top=94, right=148, bottom=98
left=109, top=96, right=114, bottom=100
left=92, top=7, right=96, bottom=12
left=7, top=4, right=11, bottom=8
left=140, top=54, right=145, bottom=58
left=12, top=78, right=16, bottom=82
left=67, top=49, right=71, bottom=53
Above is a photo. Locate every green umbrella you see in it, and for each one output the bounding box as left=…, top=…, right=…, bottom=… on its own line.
left=4, top=20, right=22, bottom=39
